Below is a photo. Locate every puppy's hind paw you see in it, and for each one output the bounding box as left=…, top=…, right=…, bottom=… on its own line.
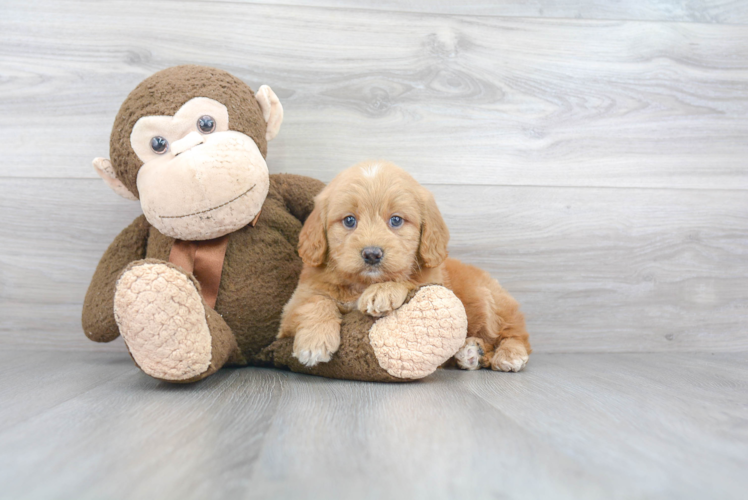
left=454, top=337, right=487, bottom=371
left=491, top=342, right=529, bottom=372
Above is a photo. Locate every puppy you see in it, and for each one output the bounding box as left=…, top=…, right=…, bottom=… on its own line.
left=278, top=161, right=531, bottom=372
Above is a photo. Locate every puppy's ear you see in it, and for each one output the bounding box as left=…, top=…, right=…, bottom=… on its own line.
left=298, top=198, right=327, bottom=266
left=418, top=188, right=450, bottom=267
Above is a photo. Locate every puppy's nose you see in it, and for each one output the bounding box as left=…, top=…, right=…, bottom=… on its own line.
left=362, top=246, right=384, bottom=265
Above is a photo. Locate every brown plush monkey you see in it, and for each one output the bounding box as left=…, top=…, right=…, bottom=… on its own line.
left=83, top=65, right=467, bottom=383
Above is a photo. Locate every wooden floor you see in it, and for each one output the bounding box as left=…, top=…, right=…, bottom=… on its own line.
left=1, top=349, right=746, bottom=500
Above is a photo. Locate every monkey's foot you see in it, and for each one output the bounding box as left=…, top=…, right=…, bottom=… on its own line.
left=369, top=285, right=467, bottom=379
left=114, top=261, right=213, bottom=382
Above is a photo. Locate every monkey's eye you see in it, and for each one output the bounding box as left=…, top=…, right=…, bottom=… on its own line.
left=150, top=136, right=169, bottom=154
left=389, top=215, right=404, bottom=228
left=342, top=215, right=357, bottom=229
left=197, top=115, right=216, bottom=134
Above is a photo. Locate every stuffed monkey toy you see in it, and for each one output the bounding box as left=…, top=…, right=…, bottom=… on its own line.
left=82, top=65, right=467, bottom=383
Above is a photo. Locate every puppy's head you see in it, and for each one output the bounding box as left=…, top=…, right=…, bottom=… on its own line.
left=299, top=161, right=449, bottom=283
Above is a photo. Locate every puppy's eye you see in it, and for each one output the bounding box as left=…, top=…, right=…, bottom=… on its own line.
left=342, top=215, right=357, bottom=229
left=197, top=115, right=216, bottom=134
left=389, top=215, right=404, bottom=228
left=150, top=136, right=169, bottom=154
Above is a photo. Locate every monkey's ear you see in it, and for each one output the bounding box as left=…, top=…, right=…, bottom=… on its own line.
left=298, top=202, right=327, bottom=267
left=255, top=85, right=283, bottom=142
left=92, top=157, right=138, bottom=201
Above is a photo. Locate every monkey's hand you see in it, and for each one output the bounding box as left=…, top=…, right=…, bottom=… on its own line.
left=358, top=282, right=413, bottom=318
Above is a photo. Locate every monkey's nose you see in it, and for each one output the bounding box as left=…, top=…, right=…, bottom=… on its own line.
left=362, top=247, right=384, bottom=265
left=171, top=131, right=205, bottom=156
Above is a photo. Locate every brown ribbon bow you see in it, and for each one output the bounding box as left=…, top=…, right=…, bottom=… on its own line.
left=168, top=211, right=260, bottom=309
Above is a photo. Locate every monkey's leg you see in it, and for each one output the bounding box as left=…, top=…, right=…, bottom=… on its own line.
left=114, top=259, right=241, bottom=383
left=257, top=285, right=467, bottom=382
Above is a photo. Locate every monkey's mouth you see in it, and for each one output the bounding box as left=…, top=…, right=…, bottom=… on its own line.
left=159, top=185, right=256, bottom=219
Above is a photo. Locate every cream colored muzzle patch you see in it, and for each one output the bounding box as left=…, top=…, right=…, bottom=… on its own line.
left=130, top=97, right=270, bottom=241
left=137, top=131, right=269, bottom=240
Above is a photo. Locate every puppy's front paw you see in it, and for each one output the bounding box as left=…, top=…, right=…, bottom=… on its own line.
left=292, top=323, right=341, bottom=367
left=358, top=282, right=410, bottom=318
left=491, top=341, right=529, bottom=372
left=454, top=337, right=487, bottom=371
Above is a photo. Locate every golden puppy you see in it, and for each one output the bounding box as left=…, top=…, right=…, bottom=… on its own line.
left=278, top=161, right=531, bottom=371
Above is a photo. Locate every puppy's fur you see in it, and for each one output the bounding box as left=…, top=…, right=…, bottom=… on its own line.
left=279, top=161, right=531, bottom=371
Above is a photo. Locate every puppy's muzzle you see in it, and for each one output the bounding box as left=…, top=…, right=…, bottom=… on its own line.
left=362, top=246, right=384, bottom=266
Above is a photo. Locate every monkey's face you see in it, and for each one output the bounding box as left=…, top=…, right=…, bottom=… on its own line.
left=129, top=97, right=270, bottom=240
left=93, top=66, right=283, bottom=241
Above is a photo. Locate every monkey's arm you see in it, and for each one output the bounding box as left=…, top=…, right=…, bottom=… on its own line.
left=269, top=173, right=325, bottom=223
left=82, top=215, right=150, bottom=342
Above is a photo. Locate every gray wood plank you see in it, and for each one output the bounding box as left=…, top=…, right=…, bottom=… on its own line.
left=0, top=178, right=142, bottom=351
left=438, top=184, right=748, bottom=353
left=457, top=352, right=748, bottom=499
left=219, top=0, right=748, bottom=24
left=0, top=351, right=746, bottom=499
left=2, top=1, right=748, bottom=189
left=243, top=364, right=615, bottom=500
left=1, top=178, right=746, bottom=353
left=0, top=350, right=135, bottom=431
left=0, top=361, right=287, bottom=500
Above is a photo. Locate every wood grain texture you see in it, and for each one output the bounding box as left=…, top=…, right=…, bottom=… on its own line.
left=2, top=3, right=746, bottom=499
left=1, top=350, right=746, bottom=499
left=2, top=1, right=748, bottom=189
left=2, top=178, right=746, bottom=353
left=224, top=0, right=748, bottom=24
left=0, top=351, right=134, bottom=431
left=1, top=1, right=747, bottom=352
